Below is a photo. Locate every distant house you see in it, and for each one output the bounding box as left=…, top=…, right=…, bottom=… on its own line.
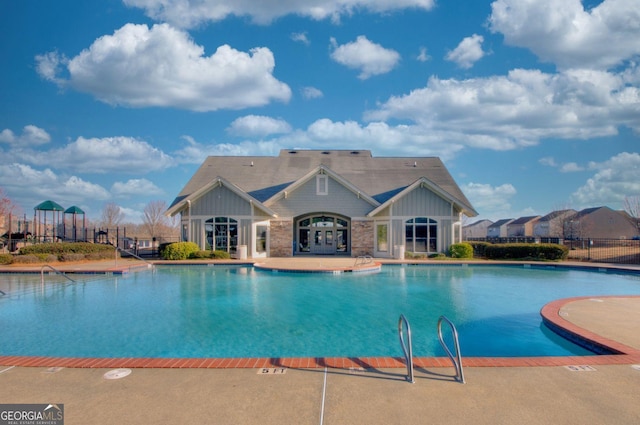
left=507, top=216, right=541, bottom=237
left=463, top=219, right=493, bottom=239
left=487, top=219, right=514, bottom=238
left=567, top=206, right=638, bottom=239
left=533, top=209, right=576, bottom=238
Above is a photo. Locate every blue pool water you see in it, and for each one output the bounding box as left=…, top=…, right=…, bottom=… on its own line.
left=1, top=265, right=640, bottom=359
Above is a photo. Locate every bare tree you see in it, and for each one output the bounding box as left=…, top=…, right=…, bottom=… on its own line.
left=100, top=202, right=125, bottom=228
left=0, top=187, right=20, bottom=234
left=142, top=200, right=169, bottom=240
left=623, top=195, right=640, bottom=232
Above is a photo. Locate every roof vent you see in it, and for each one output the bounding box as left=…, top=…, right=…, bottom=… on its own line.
left=322, top=151, right=331, bottom=155
left=350, top=151, right=360, bottom=155
left=288, top=150, right=298, bottom=154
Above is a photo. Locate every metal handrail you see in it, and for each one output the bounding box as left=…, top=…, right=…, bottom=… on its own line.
left=437, top=315, right=465, bottom=383
left=354, top=255, right=373, bottom=267
left=115, top=246, right=154, bottom=268
left=40, top=264, right=76, bottom=284
left=398, top=314, right=415, bottom=383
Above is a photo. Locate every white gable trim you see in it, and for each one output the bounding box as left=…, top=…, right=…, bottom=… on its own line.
left=264, top=165, right=380, bottom=208
left=367, top=177, right=477, bottom=217
left=166, top=176, right=277, bottom=218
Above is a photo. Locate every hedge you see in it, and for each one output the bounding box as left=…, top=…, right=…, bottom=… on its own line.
left=190, top=250, right=231, bottom=260
left=0, top=253, right=13, bottom=265
left=161, top=242, right=200, bottom=260
left=484, top=243, right=568, bottom=261
left=449, top=242, right=473, bottom=259
left=20, top=242, right=115, bottom=256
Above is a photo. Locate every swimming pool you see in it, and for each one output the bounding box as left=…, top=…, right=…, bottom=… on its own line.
left=1, top=264, right=639, bottom=359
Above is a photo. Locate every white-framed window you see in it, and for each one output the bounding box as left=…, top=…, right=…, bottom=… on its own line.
left=316, top=174, right=328, bottom=195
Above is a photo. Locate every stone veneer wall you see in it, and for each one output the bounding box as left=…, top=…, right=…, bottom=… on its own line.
left=351, top=219, right=374, bottom=257
left=269, top=218, right=293, bottom=257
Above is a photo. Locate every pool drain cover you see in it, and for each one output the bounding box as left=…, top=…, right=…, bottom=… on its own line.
left=103, top=368, right=132, bottom=380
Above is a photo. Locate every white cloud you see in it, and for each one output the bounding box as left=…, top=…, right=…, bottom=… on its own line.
left=0, top=125, right=51, bottom=146
left=539, top=157, right=557, bottom=167
left=571, top=152, right=640, bottom=208
left=227, top=115, right=293, bottom=137
left=445, top=34, right=485, bottom=69
left=123, top=0, right=435, bottom=28
left=462, top=182, right=517, bottom=217
left=173, top=136, right=282, bottom=164
left=330, top=36, right=401, bottom=79
left=489, top=0, right=640, bottom=70
left=301, top=86, right=324, bottom=99
left=37, top=23, right=291, bottom=111
left=417, top=47, right=430, bottom=62
left=291, top=32, right=310, bottom=45
left=26, top=136, right=174, bottom=174
left=366, top=67, right=639, bottom=149
left=112, top=179, right=164, bottom=197
left=559, top=162, right=584, bottom=173
left=0, top=163, right=110, bottom=209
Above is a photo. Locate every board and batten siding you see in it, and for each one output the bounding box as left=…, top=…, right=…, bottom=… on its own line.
left=269, top=175, right=374, bottom=218
left=391, top=186, right=457, bottom=217
left=191, top=185, right=252, bottom=216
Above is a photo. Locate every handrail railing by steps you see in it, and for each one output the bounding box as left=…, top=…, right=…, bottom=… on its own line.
left=40, top=264, right=76, bottom=285
left=398, top=314, right=415, bottom=383
left=437, top=315, right=465, bottom=383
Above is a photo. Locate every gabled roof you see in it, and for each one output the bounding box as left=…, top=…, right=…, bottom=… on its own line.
left=488, top=218, right=514, bottom=228
left=509, top=215, right=541, bottom=225
left=168, top=149, right=477, bottom=217
left=166, top=176, right=277, bottom=217
left=367, top=176, right=477, bottom=217
left=465, top=219, right=493, bottom=227
left=538, top=209, right=576, bottom=222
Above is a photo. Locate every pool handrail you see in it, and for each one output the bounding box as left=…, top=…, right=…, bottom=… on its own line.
left=354, top=255, right=373, bottom=267
left=40, top=264, right=76, bottom=284
left=437, top=315, right=465, bottom=383
left=115, top=246, right=154, bottom=268
left=398, top=314, right=415, bottom=383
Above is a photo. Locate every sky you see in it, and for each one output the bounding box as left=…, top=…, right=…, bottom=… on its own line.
left=1, top=0, right=639, bottom=225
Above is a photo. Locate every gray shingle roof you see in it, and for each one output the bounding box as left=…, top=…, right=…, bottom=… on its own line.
left=169, top=149, right=476, bottom=215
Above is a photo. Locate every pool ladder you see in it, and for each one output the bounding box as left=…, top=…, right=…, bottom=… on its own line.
left=354, top=255, right=373, bottom=266
left=40, top=264, right=76, bottom=284
left=398, top=314, right=465, bottom=384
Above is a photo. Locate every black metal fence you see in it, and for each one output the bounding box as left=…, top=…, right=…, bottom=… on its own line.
left=465, top=237, right=640, bottom=264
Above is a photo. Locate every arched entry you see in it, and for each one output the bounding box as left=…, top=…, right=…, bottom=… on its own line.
left=296, top=213, right=350, bottom=255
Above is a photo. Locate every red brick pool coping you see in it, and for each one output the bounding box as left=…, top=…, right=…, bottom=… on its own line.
left=2, top=296, right=639, bottom=370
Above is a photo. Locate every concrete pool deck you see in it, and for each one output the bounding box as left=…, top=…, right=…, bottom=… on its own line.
left=2, top=258, right=640, bottom=423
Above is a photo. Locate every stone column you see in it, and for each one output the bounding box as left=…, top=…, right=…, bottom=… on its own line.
left=269, top=218, right=293, bottom=257
left=351, top=219, right=374, bottom=257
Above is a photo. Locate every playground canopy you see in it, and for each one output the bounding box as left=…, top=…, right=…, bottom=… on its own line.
left=34, top=200, right=65, bottom=242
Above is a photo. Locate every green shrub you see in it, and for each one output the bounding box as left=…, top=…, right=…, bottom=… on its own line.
left=12, top=254, right=58, bottom=264
left=19, top=242, right=114, bottom=256
left=212, top=250, right=231, bottom=259
left=468, top=241, right=492, bottom=258
left=449, top=242, right=473, bottom=259
left=485, top=243, right=568, bottom=261
left=190, top=250, right=214, bottom=259
left=59, top=253, right=86, bottom=262
left=428, top=252, right=446, bottom=259
left=161, top=242, right=200, bottom=260
left=405, top=251, right=427, bottom=259
left=0, top=253, right=13, bottom=265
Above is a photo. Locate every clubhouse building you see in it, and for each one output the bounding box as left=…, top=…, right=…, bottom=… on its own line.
left=166, top=150, right=477, bottom=259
